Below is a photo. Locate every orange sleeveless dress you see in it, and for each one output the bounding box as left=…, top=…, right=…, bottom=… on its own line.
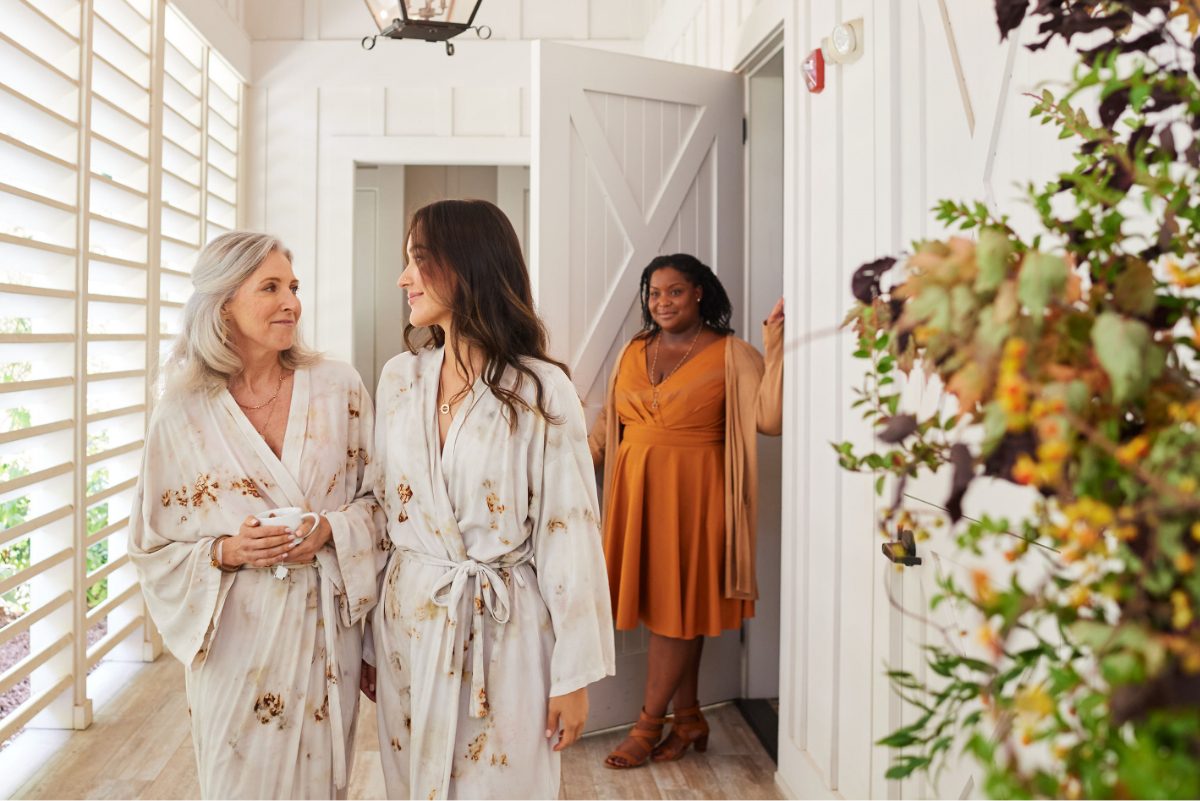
left=603, top=336, right=754, bottom=639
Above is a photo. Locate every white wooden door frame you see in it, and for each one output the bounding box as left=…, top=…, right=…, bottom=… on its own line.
left=314, top=135, right=529, bottom=359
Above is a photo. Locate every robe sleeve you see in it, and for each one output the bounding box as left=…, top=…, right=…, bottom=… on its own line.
left=127, top=411, right=235, bottom=668
left=532, top=371, right=616, bottom=698
left=318, top=373, right=389, bottom=636
left=757, top=320, right=785, bottom=436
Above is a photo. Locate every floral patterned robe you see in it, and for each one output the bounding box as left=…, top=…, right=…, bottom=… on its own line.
left=129, top=359, right=387, bottom=799
left=368, top=347, right=615, bottom=800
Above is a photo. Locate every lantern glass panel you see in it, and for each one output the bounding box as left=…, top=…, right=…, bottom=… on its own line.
left=363, top=0, right=403, bottom=31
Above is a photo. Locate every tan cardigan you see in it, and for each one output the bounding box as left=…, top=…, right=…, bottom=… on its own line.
left=588, top=321, right=784, bottom=601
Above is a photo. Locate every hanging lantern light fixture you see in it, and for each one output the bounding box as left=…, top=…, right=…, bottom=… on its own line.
left=362, top=0, right=491, bottom=55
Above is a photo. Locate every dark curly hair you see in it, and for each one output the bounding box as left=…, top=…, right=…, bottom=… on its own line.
left=636, top=253, right=734, bottom=339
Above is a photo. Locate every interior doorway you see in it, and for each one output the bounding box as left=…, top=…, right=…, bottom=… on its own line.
left=738, top=41, right=785, bottom=758
left=351, top=164, right=531, bottom=393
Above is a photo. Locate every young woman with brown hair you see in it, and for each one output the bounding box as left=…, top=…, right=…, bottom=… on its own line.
left=359, top=199, right=614, bottom=799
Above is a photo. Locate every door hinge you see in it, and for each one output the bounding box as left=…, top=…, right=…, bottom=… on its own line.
left=742, top=116, right=748, bottom=145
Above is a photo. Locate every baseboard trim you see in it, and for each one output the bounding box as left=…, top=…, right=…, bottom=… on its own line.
left=735, top=697, right=778, bottom=763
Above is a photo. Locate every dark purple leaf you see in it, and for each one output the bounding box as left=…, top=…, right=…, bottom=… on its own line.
left=1158, top=124, right=1177, bottom=161
left=1111, top=665, right=1200, bottom=726
left=878, top=414, right=918, bottom=444
left=945, top=443, right=975, bottom=523
left=1130, top=125, right=1154, bottom=156
left=1194, top=36, right=1200, bottom=81
left=995, top=0, right=1029, bottom=40
left=851, top=256, right=896, bottom=304
left=983, top=430, right=1036, bottom=480
left=1187, top=140, right=1200, bottom=169
left=1099, top=87, right=1130, bottom=129
left=1158, top=211, right=1179, bottom=252
left=1108, top=159, right=1133, bottom=193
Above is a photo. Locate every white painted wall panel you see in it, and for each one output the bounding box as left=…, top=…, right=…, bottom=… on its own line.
left=453, top=86, right=522, bottom=136
left=521, top=0, right=588, bottom=40
left=320, top=86, right=385, bottom=137
left=385, top=88, right=453, bottom=137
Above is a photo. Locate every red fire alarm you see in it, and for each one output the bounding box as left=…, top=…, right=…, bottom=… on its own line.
left=803, top=47, right=825, bottom=94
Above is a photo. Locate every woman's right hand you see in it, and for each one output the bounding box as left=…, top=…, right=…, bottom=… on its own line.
left=221, top=515, right=298, bottom=568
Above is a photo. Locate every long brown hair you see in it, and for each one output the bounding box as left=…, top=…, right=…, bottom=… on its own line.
left=403, top=199, right=567, bottom=426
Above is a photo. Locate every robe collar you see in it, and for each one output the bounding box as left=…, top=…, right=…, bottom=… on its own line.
left=219, top=367, right=310, bottom=508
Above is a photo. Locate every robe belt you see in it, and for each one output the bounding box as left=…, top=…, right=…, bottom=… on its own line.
left=251, top=559, right=348, bottom=789
left=400, top=549, right=531, bottom=719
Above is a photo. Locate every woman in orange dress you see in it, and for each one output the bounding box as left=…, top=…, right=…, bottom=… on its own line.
left=589, top=253, right=784, bottom=769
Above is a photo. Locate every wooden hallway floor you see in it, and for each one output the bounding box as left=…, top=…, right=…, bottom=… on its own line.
left=8, top=657, right=783, bottom=800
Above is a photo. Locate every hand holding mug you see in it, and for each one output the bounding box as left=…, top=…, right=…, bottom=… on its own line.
left=286, top=513, right=332, bottom=564
left=222, top=515, right=297, bottom=568
left=220, top=507, right=319, bottom=568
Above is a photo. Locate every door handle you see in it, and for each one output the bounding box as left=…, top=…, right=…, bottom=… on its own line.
left=882, top=529, right=922, bottom=566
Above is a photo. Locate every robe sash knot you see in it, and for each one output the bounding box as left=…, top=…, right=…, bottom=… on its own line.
left=400, top=548, right=531, bottom=717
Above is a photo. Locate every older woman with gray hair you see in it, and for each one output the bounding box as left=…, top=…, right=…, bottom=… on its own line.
left=129, top=232, right=387, bottom=799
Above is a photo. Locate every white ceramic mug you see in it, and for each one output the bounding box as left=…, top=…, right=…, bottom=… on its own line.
left=254, top=506, right=320, bottom=540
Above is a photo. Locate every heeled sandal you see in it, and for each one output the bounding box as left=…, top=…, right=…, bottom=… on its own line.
left=604, top=708, right=667, bottom=769
left=651, top=705, right=709, bottom=762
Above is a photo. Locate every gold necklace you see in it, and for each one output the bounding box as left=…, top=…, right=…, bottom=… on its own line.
left=233, top=370, right=286, bottom=410
left=437, top=377, right=473, bottom=415
left=249, top=391, right=279, bottom=439
left=649, top=326, right=703, bottom=411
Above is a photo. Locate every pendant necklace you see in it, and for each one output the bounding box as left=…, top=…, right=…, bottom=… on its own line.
left=649, top=326, right=703, bottom=411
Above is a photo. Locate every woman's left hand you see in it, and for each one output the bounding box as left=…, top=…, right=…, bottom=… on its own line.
left=545, top=687, right=589, bottom=752
left=287, top=514, right=332, bottom=563
left=766, top=296, right=785, bottom=325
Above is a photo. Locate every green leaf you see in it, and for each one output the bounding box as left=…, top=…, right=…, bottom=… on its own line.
left=877, top=731, right=919, bottom=748
left=1113, top=259, right=1157, bottom=317
left=906, top=285, right=951, bottom=331
left=981, top=402, right=1007, bottom=455
left=1017, top=251, right=1068, bottom=323
left=975, top=228, right=1014, bottom=292
left=1091, top=311, right=1163, bottom=404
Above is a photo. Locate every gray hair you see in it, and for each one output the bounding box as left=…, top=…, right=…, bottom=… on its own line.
left=163, top=231, right=320, bottom=395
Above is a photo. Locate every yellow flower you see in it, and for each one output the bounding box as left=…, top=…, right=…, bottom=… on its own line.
left=1167, top=260, right=1200, bottom=288
left=1068, top=585, right=1090, bottom=608
left=1175, top=551, right=1196, bottom=574
left=1012, top=455, right=1038, bottom=485
left=1037, top=438, right=1070, bottom=463
left=1192, top=522, right=1200, bottom=543
left=977, top=624, right=1003, bottom=656
left=972, top=569, right=996, bottom=605
left=1015, top=684, right=1055, bottom=720
left=1003, top=337, right=1029, bottom=362
left=1172, top=590, right=1194, bottom=631
left=1179, top=477, right=1199, bottom=495
left=1115, top=436, right=1150, bottom=466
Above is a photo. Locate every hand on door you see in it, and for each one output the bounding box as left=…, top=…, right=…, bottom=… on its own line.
left=766, top=297, right=785, bottom=325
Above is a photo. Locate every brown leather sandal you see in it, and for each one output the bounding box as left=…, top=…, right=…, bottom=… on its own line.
left=651, top=705, right=709, bottom=762
left=604, top=708, right=667, bottom=769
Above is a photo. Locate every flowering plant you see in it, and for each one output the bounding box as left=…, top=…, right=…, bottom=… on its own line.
left=837, top=1, right=1200, bottom=796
